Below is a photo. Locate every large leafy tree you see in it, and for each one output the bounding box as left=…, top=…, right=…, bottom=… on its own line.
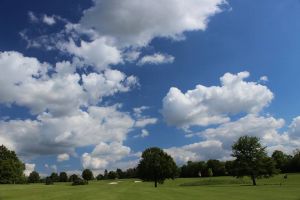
left=82, top=169, right=94, bottom=181
left=28, top=171, right=40, bottom=183
left=271, top=150, right=291, bottom=172
left=231, top=136, right=277, bottom=186
left=137, top=147, right=177, bottom=187
left=59, top=172, right=68, bottom=182
left=50, top=172, right=59, bottom=182
left=0, top=145, right=25, bottom=184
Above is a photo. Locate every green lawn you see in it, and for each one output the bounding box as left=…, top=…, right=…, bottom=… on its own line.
left=1, top=174, right=300, bottom=200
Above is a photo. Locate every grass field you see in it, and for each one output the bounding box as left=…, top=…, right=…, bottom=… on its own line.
left=0, top=174, right=300, bottom=200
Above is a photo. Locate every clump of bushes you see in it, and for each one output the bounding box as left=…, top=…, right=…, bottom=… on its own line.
left=45, top=177, right=53, bottom=185
left=72, top=178, right=88, bottom=186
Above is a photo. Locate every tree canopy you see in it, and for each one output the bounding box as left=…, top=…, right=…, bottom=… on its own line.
left=0, top=145, right=25, bottom=184
left=231, top=136, right=277, bottom=185
left=28, top=171, right=40, bottom=183
left=82, top=169, right=94, bottom=181
left=137, top=147, right=177, bottom=187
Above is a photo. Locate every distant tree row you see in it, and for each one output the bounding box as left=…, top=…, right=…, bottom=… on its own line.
left=1, top=136, right=300, bottom=187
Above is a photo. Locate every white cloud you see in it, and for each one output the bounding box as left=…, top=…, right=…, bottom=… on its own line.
left=165, top=140, right=226, bottom=164
left=82, top=69, right=138, bottom=104
left=162, top=71, right=274, bottom=129
left=260, top=76, right=268, bottom=82
left=137, top=53, right=174, bottom=66
left=0, top=105, right=135, bottom=158
left=81, top=142, right=131, bottom=170
left=80, top=0, right=226, bottom=47
left=24, top=163, right=35, bottom=176
left=43, top=15, right=56, bottom=25
left=134, top=129, right=150, bottom=138
left=28, top=11, right=39, bottom=23
left=59, top=38, right=122, bottom=71
left=57, top=153, right=70, bottom=162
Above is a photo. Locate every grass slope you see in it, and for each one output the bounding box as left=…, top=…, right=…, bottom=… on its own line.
left=0, top=174, right=300, bottom=200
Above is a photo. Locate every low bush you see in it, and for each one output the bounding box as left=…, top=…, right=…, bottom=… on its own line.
left=72, top=178, right=88, bottom=186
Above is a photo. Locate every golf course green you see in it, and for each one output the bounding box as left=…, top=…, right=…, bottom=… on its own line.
left=0, top=174, right=299, bottom=200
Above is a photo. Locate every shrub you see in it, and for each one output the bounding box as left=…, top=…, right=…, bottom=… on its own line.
left=72, top=178, right=88, bottom=186
left=45, top=177, right=53, bottom=185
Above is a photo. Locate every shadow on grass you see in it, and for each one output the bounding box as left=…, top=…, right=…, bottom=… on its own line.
left=179, top=178, right=251, bottom=187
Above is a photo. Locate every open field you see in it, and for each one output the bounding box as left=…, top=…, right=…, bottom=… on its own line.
left=0, top=174, right=300, bottom=200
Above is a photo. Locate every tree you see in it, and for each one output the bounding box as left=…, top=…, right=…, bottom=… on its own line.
left=137, top=147, right=177, bottom=187
left=271, top=150, right=290, bottom=172
left=69, top=174, right=78, bottom=182
left=49, top=172, right=59, bottom=182
left=107, top=171, right=117, bottom=179
left=96, top=174, right=104, bottom=180
left=206, top=160, right=226, bottom=176
left=231, top=136, right=278, bottom=186
left=0, top=145, right=25, bottom=184
left=207, top=168, right=213, bottom=178
left=290, top=149, right=300, bottom=172
left=82, top=169, right=93, bottom=181
left=28, top=171, right=40, bottom=183
left=59, top=172, right=68, bottom=182
left=116, top=168, right=125, bottom=179
left=104, top=169, right=108, bottom=179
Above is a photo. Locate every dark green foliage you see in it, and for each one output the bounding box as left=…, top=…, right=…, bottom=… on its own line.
left=231, top=136, right=278, bottom=186
left=68, top=174, right=78, bottom=182
left=96, top=174, right=104, bottom=180
left=104, top=169, right=108, bottom=179
left=124, top=168, right=137, bottom=178
left=180, top=161, right=206, bottom=178
left=28, top=171, right=40, bottom=183
left=82, top=169, right=93, bottom=181
left=45, top=177, right=53, bottom=185
left=137, top=147, right=178, bottom=187
left=72, top=178, right=88, bottom=186
left=207, top=168, right=213, bottom=177
left=107, top=171, right=117, bottom=179
left=116, top=168, right=125, bottom=179
left=225, top=161, right=234, bottom=176
left=271, top=150, right=292, bottom=173
left=49, top=172, right=59, bottom=182
left=289, top=150, right=300, bottom=172
left=59, top=172, right=68, bottom=182
left=206, top=160, right=226, bottom=176
left=0, top=145, right=25, bottom=184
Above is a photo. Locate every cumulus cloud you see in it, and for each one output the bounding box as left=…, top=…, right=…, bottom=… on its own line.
left=59, top=38, right=123, bottom=71
left=82, top=69, right=138, bottom=104
left=43, top=15, right=56, bottom=25
left=165, top=140, right=226, bottom=164
left=24, top=163, right=35, bottom=176
left=81, top=142, right=131, bottom=170
left=162, top=71, right=273, bottom=129
left=57, top=153, right=70, bottom=162
left=80, top=0, right=226, bottom=47
left=166, top=114, right=300, bottom=164
left=134, top=129, right=150, bottom=138
left=137, top=53, right=175, bottom=66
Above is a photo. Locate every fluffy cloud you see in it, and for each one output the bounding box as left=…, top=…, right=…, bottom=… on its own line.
left=162, top=72, right=273, bottom=129
left=82, top=69, right=138, bottom=104
left=43, top=15, right=56, bottom=25
left=80, top=0, right=226, bottom=47
left=137, top=53, right=174, bottom=66
left=59, top=38, right=122, bottom=71
left=166, top=114, right=300, bottom=164
left=57, top=153, right=70, bottom=162
left=24, top=163, right=35, bottom=176
left=81, top=142, right=131, bottom=170
left=165, top=140, right=226, bottom=164
left=134, top=129, right=150, bottom=138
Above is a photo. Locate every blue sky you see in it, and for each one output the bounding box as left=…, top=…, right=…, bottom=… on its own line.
left=1, top=0, right=300, bottom=176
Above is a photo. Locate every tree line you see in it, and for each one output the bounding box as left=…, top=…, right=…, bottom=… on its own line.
left=1, top=136, right=300, bottom=187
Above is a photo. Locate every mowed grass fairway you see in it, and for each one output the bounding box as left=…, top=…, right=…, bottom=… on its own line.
left=1, top=174, right=300, bottom=200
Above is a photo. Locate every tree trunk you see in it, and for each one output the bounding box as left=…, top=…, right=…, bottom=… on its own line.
left=251, top=175, right=257, bottom=186
left=155, top=180, right=157, bottom=188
